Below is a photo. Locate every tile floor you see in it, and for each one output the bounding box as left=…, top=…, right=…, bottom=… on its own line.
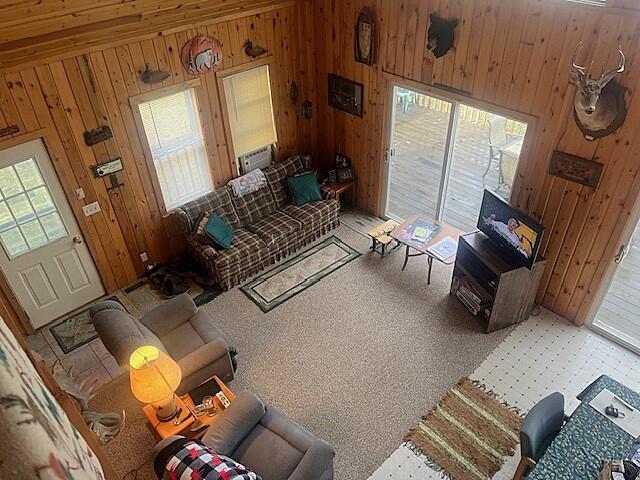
left=369, top=308, right=640, bottom=479
left=25, top=322, right=126, bottom=391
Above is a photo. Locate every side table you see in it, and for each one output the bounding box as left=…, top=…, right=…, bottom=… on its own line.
left=321, top=180, right=355, bottom=209
left=143, top=376, right=236, bottom=441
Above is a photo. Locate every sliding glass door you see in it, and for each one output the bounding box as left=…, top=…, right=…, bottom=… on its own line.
left=384, top=87, right=453, bottom=221
left=384, top=84, right=528, bottom=233
left=591, top=222, right=640, bottom=353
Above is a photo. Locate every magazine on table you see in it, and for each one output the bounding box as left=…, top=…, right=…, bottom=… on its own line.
left=428, top=236, right=458, bottom=261
left=410, top=219, right=440, bottom=243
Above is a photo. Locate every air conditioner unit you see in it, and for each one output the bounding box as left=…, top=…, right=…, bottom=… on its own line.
left=239, top=145, right=273, bottom=174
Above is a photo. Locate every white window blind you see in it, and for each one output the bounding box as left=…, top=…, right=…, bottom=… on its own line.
left=138, top=89, right=212, bottom=210
left=223, top=65, right=278, bottom=158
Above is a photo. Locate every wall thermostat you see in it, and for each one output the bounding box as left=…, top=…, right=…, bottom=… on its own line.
left=94, top=158, right=124, bottom=178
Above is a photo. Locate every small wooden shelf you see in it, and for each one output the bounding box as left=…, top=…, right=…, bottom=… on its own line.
left=451, top=231, right=546, bottom=333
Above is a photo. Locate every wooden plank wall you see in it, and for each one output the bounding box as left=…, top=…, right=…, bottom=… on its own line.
left=0, top=0, right=317, bottom=327
left=314, top=0, right=640, bottom=326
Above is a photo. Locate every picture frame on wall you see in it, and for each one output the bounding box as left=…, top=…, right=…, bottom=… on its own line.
left=548, top=151, right=604, bottom=189
left=328, top=74, right=364, bottom=117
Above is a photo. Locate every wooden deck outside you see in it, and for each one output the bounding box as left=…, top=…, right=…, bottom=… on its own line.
left=596, top=235, right=640, bottom=342
left=385, top=101, right=521, bottom=232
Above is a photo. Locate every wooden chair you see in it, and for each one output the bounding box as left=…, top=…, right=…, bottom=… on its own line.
left=512, top=392, right=565, bottom=480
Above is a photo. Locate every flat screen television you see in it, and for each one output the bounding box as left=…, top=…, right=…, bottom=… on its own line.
left=477, top=190, right=544, bottom=269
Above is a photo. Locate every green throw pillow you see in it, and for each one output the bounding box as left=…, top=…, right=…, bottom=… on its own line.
left=204, top=213, right=234, bottom=250
left=287, top=172, right=322, bottom=206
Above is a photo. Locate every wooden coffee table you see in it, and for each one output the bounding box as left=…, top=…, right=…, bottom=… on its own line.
left=390, top=215, right=463, bottom=284
left=143, top=376, right=236, bottom=441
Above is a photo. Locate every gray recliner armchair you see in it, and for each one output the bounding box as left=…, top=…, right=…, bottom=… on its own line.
left=90, top=293, right=236, bottom=393
left=154, top=391, right=335, bottom=480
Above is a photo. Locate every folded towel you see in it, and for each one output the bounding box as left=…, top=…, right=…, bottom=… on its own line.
left=229, top=169, right=268, bottom=197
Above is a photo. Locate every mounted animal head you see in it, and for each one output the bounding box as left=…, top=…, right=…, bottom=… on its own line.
left=427, top=14, right=458, bottom=58
left=570, top=43, right=627, bottom=138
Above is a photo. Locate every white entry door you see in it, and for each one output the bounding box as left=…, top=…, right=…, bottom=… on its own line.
left=0, top=139, right=104, bottom=329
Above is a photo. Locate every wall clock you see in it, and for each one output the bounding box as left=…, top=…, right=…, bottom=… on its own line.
left=355, top=8, right=374, bottom=66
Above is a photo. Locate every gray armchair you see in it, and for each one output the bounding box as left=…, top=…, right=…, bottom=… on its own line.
left=200, top=391, right=334, bottom=480
left=90, top=293, right=236, bottom=394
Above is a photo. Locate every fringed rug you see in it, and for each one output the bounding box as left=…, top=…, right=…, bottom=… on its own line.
left=405, top=378, right=522, bottom=480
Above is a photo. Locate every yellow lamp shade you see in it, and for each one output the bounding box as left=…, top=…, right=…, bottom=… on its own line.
left=129, top=346, right=182, bottom=404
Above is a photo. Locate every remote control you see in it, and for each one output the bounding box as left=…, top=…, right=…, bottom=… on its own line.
left=216, top=391, right=231, bottom=409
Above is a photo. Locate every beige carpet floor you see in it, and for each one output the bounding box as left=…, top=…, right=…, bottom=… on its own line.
left=91, top=219, right=512, bottom=480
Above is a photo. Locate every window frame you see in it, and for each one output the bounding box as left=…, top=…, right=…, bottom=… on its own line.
left=129, top=79, right=215, bottom=215
left=216, top=57, right=278, bottom=173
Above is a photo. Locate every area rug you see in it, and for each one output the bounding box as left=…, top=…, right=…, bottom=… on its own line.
left=405, top=378, right=522, bottom=480
left=241, top=235, right=360, bottom=312
left=50, top=295, right=124, bottom=354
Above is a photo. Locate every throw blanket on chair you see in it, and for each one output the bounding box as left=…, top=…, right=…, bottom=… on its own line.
left=155, top=438, right=261, bottom=480
left=228, top=169, right=268, bottom=198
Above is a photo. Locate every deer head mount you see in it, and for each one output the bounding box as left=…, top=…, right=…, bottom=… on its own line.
left=570, top=43, right=627, bottom=140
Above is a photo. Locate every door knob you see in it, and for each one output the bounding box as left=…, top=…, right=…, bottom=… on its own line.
left=72, top=235, right=83, bottom=244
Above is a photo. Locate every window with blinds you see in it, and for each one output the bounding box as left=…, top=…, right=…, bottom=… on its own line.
left=222, top=65, right=278, bottom=158
left=137, top=89, right=212, bottom=210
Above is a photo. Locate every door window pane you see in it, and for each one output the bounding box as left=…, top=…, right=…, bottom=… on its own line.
left=0, top=166, right=22, bottom=198
left=21, top=220, right=47, bottom=249
left=28, top=187, right=55, bottom=216
left=0, top=228, right=28, bottom=257
left=7, top=194, right=35, bottom=224
left=40, top=213, right=66, bottom=241
left=14, top=158, right=44, bottom=190
left=0, top=157, right=67, bottom=259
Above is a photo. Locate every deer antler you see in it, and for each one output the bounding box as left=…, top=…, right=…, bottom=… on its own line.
left=600, top=46, right=625, bottom=84
left=572, top=42, right=588, bottom=75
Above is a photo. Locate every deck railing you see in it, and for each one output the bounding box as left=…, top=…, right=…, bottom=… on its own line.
left=399, top=93, right=528, bottom=136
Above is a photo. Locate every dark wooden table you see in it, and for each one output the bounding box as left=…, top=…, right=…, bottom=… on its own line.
left=390, top=214, right=463, bottom=284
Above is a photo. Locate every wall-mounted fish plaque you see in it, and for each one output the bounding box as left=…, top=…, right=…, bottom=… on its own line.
left=0, top=125, right=20, bottom=138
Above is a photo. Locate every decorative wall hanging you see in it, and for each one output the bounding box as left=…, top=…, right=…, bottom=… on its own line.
left=244, top=40, right=267, bottom=58
left=570, top=43, right=627, bottom=141
left=0, top=125, right=19, bottom=138
left=181, top=35, right=223, bottom=75
left=141, top=65, right=170, bottom=84
left=302, top=100, right=313, bottom=120
left=549, top=151, right=603, bottom=188
left=290, top=82, right=299, bottom=104
left=328, top=74, right=364, bottom=117
left=83, top=125, right=112, bottom=146
left=355, top=7, right=375, bottom=65
left=427, top=14, right=459, bottom=58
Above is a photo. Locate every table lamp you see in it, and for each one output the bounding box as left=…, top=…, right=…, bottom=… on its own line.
left=129, top=345, right=182, bottom=421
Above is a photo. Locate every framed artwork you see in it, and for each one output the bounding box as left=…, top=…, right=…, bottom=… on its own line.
left=328, top=74, right=364, bottom=117
left=355, top=8, right=375, bottom=65
left=549, top=151, right=604, bottom=189
left=328, top=170, right=337, bottom=184
left=335, top=153, right=351, bottom=169
left=338, top=167, right=354, bottom=182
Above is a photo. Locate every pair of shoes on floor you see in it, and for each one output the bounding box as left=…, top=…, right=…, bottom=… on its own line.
left=149, top=268, right=190, bottom=298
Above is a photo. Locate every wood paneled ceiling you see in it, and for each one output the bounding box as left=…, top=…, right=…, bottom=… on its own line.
left=0, top=0, right=293, bottom=72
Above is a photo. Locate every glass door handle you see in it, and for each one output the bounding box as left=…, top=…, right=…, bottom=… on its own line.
left=614, top=244, right=628, bottom=264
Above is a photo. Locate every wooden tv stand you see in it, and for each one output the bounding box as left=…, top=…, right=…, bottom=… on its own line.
left=451, top=231, right=546, bottom=333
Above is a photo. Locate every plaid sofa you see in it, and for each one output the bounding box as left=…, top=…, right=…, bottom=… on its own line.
left=174, top=156, right=340, bottom=290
